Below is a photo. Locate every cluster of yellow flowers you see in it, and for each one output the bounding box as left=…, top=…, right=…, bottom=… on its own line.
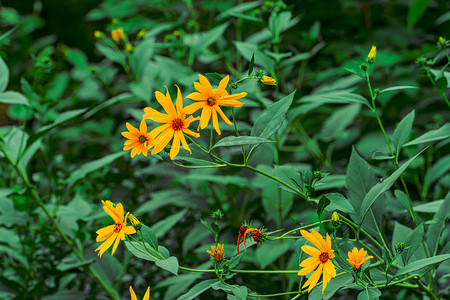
left=122, top=75, right=247, bottom=160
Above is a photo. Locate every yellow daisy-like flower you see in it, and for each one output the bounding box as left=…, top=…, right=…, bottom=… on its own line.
left=121, top=119, right=155, bottom=158
left=95, top=200, right=136, bottom=257
left=184, top=74, right=247, bottom=135
left=111, top=28, right=124, bottom=42
left=129, top=286, right=150, bottom=300
left=143, top=86, right=200, bottom=160
left=298, top=229, right=336, bottom=294
left=207, top=243, right=224, bottom=262
left=346, top=247, right=373, bottom=270
left=367, top=45, right=376, bottom=60
left=260, top=76, right=276, bottom=85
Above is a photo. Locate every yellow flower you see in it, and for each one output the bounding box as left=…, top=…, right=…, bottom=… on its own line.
left=143, top=86, right=200, bottom=160
left=367, top=45, right=376, bottom=60
left=184, top=74, right=247, bottom=135
left=129, top=286, right=150, bottom=300
left=261, top=76, right=276, bottom=85
left=346, top=247, right=373, bottom=270
left=111, top=28, right=124, bottom=42
left=298, top=229, right=336, bottom=294
left=121, top=119, right=156, bottom=158
left=95, top=200, right=136, bottom=257
left=207, top=243, right=224, bottom=261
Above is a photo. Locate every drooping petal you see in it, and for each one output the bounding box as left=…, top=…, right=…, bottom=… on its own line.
left=178, top=131, right=192, bottom=154
left=182, top=128, right=200, bottom=138
left=211, top=109, right=221, bottom=135
left=298, top=260, right=320, bottom=276
left=131, top=146, right=139, bottom=158
left=170, top=131, right=181, bottom=160
left=302, top=263, right=323, bottom=293
left=301, top=245, right=321, bottom=256
left=324, top=259, right=336, bottom=277
left=129, top=286, right=137, bottom=300
left=199, top=106, right=212, bottom=129
left=215, top=105, right=233, bottom=125
left=151, top=128, right=174, bottom=155
left=110, top=234, right=122, bottom=255
left=322, top=267, right=330, bottom=293
left=95, top=233, right=117, bottom=257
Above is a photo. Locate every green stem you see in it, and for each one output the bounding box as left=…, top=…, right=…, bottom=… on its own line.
left=427, top=72, right=450, bottom=108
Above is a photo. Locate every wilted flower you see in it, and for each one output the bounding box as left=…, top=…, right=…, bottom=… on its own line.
left=346, top=247, right=373, bottom=270
left=298, top=229, right=336, bottom=294
left=207, top=243, right=224, bottom=262
left=95, top=200, right=136, bottom=257
left=129, top=286, right=150, bottom=300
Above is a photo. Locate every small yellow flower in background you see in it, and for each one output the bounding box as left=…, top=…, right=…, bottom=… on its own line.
left=347, top=247, right=373, bottom=270
left=129, top=214, right=141, bottom=230
left=95, top=200, right=136, bottom=257
left=111, top=28, right=124, bottom=42
left=121, top=119, right=156, bottom=158
left=143, top=86, right=200, bottom=160
left=368, top=45, right=376, bottom=60
left=94, top=30, right=103, bottom=39
left=125, top=43, right=134, bottom=53
left=184, top=74, right=247, bottom=135
left=207, top=243, right=224, bottom=262
left=261, top=76, right=276, bottom=85
left=129, top=286, right=150, bottom=300
left=298, top=229, right=336, bottom=294
left=331, top=212, right=339, bottom=222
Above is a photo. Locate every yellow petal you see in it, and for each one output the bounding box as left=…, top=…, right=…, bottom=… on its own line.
left=129, top=286, right=137, bottom=300
left=301, top=245, right=321, bottom=256
left=199, top=106, right=212, bottom=129
left=124, top=225, right=137, bottom=235
left=183, top=101, right=205, bottom=115
left=170, top=131, right=181, bottom=160
left=216, top=98, right=244, bottom=107
left=211, top=109, right=221, bottom=135
left=186, top=91, right=207, bottom=101
left=155, top=88, right=176, bottom=117
left=303, top=263, right=323, bottom=293
left=96, top=225, right=116, bottom=241
left=143, top=286, right=150, bottom=300
left=298, top=260, right=320, bottom=276
left=110, top=234, right=121, bottom=256
left=95, top=233, right=117, bottom=257
left=324, top=259, right=336, bottom=277
left=198, top=74, right=213, bottom=96
left=139, top=119, right=147, bottom=133
left=301, top=230, right=324, bottom=251
left=126, top=122, right=140, bottom=134
left=175, top=85, right=183, bottom=113
left=300, top=256, right=319, bottom=268
left=215, top=106, right=233, bottom=125
left=214, top=75, right=229, bottom=99
left=151, top=128, right=174, bottom=155
left=143, top=106, right=172, bottom=123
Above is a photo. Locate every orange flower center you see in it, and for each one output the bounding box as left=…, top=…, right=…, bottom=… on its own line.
left=206, top=97, right=216, bottom=106
left=114, top=222, right=123, bottom=233
left=319, top=252, right=329, bottom=263
left=139, top=135, right=146, bottom=143
left=172, top=118, right=184, bottom=131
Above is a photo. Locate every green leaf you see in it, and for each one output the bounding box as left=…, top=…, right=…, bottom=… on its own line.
left=371, top=151, right=395, bottom=160
left=394, top=190, right=412, bottom=215
left=155, top=256, right=179, bottom=275
left=96, top=42, right=126, bottom=65
left=216, top=1, right=262, bottom=21
left=436, top=76, right=448, bottom=93
left=83, top=93, right=136, bottom=119
left=379, top=86, right=418, bottom=95
left=64, top=151, right=126, bottom=187
left=186, top=23, right=229, bottom=58
left=36, top=108, right=88, bottom=135
left=392, top=109, right=415, bottom=156
left=151, top=209, right=187, bottom=238
left=413, top=200, right=444, bottom=213
left=309, top=273, right=353, bottom=300
left=124, top=241, right=158, bottom=262
left=141, top=224, right=159, bottom=250
left=360, top=148, right=427, bottom=222
left=395, top=254, right=450, bottom=278
left=357, top=288, right=381, bottom=300
left=255, top=240, right=292, bottom=269
left=204, top=72, right=223, bottom=85
left=0, top=56, right=9, bottom=92
left=300, top=91, right=371, bottom=109
left=403, top=123, right=450, bottom=147
left=319, top=104, right=361, bottom=142
left=56, top=257, right=95, bottom=272
left=324, top=192, right=355, bottom=214
left=178, top=279, right=218, bottom=300
left=251, top=91, right=295, bottom=139
left=212, top=136, right=274, bottom=149
left=248, top=52, right=255, bottom=76
left=408, top=0, right=431, bottom=28
left=423, top=154, right=450, bottom=195
left=234, top=41, right=275, bottom=75
left=317, top=195, right=331, bottom=222
left=0, top=91, right=29, bottom=106
left=403, top=223, right=424, bottom=264
left=426, top=193, right=450, bottom=256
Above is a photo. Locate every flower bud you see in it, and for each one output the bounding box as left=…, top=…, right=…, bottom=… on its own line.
left=128, top=214, right=141, bottom=230
left=125, top=43, right=134, bottom=53
left=367, top=45, right=376, bottom=63
left=137, top=30, right=146, bottom=39
left=260, top=76, right=276, bottom=85
left=111, top=28, right=124, bottom=42
left=396, top=242, right=405, bottom=253
left=332, top=212, right=339, bottom=222
left=94, top=30, right=103, bottom=39
left=438, top=36, right=447, bottom=49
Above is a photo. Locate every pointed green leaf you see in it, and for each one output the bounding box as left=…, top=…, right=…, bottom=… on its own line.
left=395, top=254, right=450, bottom=277
left=178, top=279, right=218, bottom=300
left=317, top=195, right=330, bottom=222
left=403, top=123, right=450, bottom=147
left=212, top=136, right=274, bottom=149
left=155, top=256, right=179, bottom=275
left=360, top=148, right=427, bottom=222
left=0, top=56, right=9, bottom=92
left=141, top=224, right=159, bottom=250
left=379, top=86, right=418, bottom=94
left=0, top=91, right=29, bottom=106
left=392, top=109, right=415, bottom=155
left=248, top=52, right=255, bottom=76
left=151, top=209, right=187, bottom=238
